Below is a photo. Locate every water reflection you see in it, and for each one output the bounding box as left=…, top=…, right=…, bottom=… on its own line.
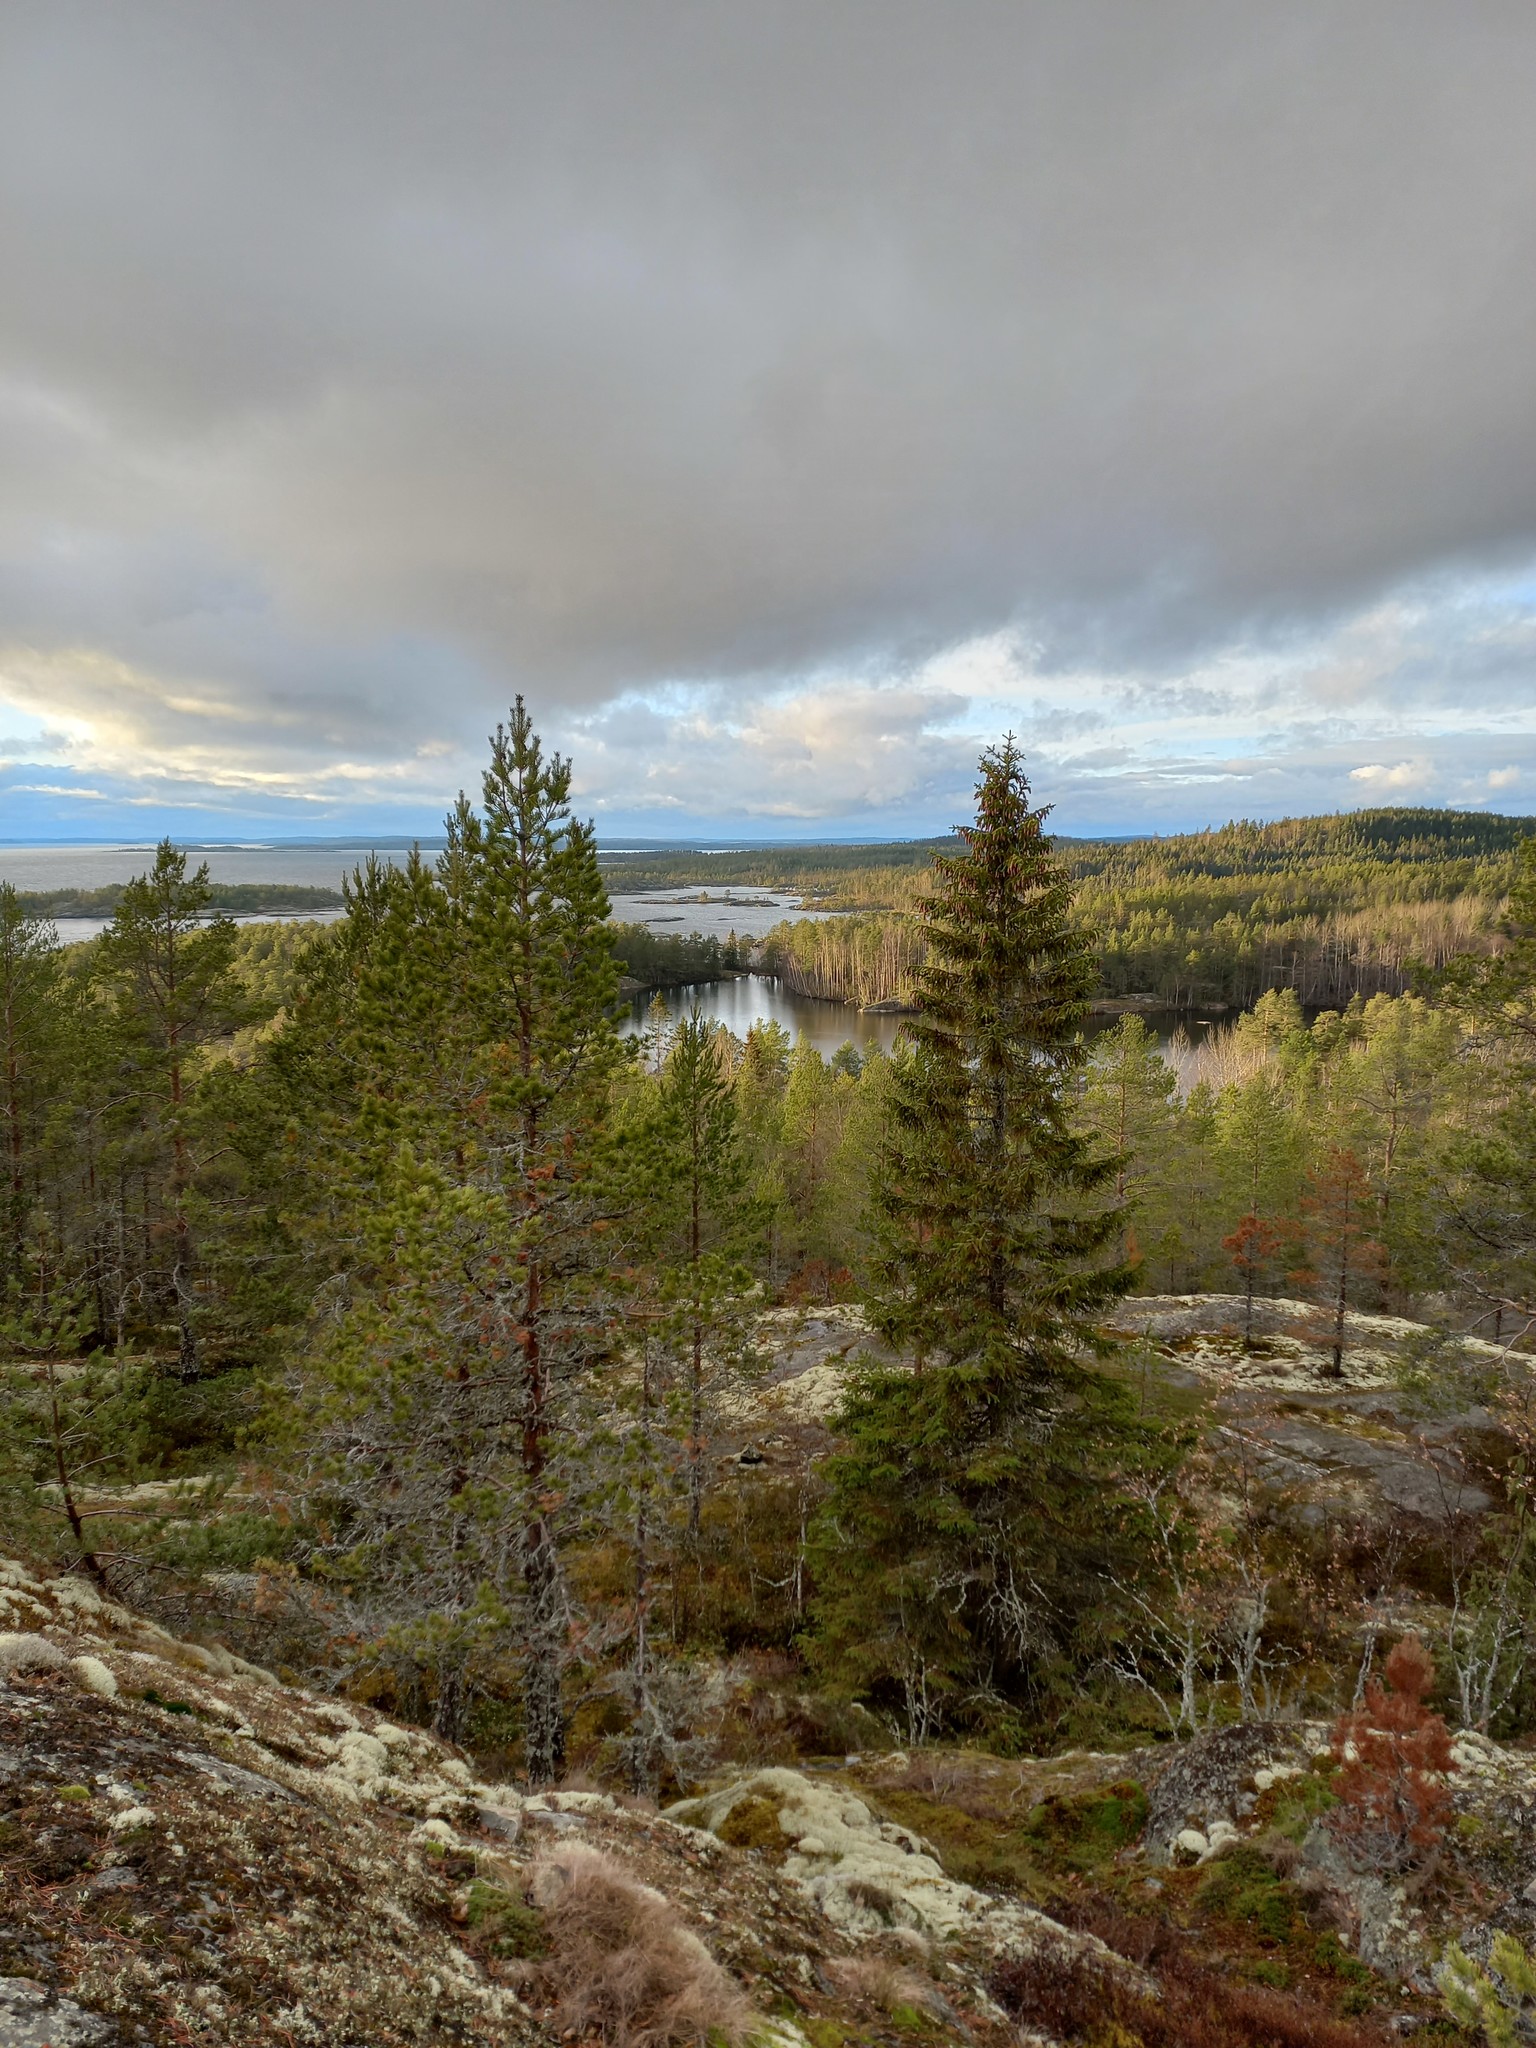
left=623, top=977, right=903, bottom=1058
left=621, top=977, right=1221, bottom=1063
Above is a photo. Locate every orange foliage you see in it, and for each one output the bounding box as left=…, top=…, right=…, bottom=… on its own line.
left=1329, top=1636, right=1455, bottom=1872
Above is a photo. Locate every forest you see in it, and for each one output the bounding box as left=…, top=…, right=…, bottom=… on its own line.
left=620, top=809, right=1528, bottom=1012
left=4, top=711, right=1536, bottom=1796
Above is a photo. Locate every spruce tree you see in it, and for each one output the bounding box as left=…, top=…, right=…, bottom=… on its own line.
left=868, top=738, right=1129, bottom=1369
left=813, top=741, right=1139, bottom=1737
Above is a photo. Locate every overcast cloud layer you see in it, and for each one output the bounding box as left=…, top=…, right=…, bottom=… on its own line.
left=1, top=2, right=1535, bottom=840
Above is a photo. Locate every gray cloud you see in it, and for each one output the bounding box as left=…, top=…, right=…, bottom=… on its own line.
left=1, top=3, right=1535, bottom=828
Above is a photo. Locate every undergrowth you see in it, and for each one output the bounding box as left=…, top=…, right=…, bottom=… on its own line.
left=991, top=1920, right=1393, bottom=2048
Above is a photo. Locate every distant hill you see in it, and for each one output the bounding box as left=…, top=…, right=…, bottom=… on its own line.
left=1065, top=807, right=1536, bottom=878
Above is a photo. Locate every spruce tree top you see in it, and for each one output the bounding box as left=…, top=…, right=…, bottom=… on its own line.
left=913, top=739, right=1097, bottom=1072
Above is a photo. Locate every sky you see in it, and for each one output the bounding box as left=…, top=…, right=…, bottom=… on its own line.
left=2, top=3, right=1535, bottom=843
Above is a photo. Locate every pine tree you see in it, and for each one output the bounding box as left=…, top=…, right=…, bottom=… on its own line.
left=0, top=887, right=60, bottom=1287
left=1079, top=1015, right=1178, bottom=1266
left=291, top=704, right=628, bottom=1777
left=812, top=741, right=1140, bottom=1735
left=1301, top=1146, right=1384, bottom=1378
left=96, top=843, right=245, bottom=1377
left=655, top=1010, right=750, bottom=1540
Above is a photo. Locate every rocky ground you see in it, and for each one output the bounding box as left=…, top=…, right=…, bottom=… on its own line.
left=722, top=1293, right=1518, bottom=1532
left=11, top=1541, right=1536, bottom=2045
left=7, top=1294, right=1534, bottom=2045
left=1105, top=1292, right=1515, bottom=1527
left=0, top=1553, right=1108, bottom=2047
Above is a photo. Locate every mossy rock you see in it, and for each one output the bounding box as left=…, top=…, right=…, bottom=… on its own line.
left=717, top=1795, right=791, bottom=1857
left=465, top=1878, right=545, bottom=1960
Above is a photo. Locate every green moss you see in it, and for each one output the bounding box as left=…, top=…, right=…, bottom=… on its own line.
left=1196, top=1846, right=1299, bottom=1945
left=797, top=2022, right=848, bottom=2048
left=718, top=1795, right=791, bottom=1857
left=1244, top=1957, right=1292, bottom=1989
left=865, top=1786, right=1051, bottom=1898
left=56, top=1785, right=93, bottom=1804
left=1264, top=1769, right=1337, bottom=1840
left=1312, top=1931, right=1370, bottom=1983
left=867, top=1775, right=1147, bottom=1899
left=465, top=1878, right=545, bottom=1960
left=1020, top=1780, right=1150, bottom=1871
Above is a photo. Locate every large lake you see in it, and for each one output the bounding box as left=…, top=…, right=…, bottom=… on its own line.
left=0, top=843, right=819, bottom=946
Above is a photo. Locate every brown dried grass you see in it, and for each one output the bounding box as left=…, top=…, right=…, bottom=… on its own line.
left=824, top=1953, right=942, bottom=2019
left=531, top=1843, right=755, bottom=2048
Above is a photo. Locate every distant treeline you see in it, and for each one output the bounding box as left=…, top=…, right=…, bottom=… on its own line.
left=601, top=837, right=959, bottom=901
left=749, top=808, right=1536, bottom=1011
left=609, top=922, right=744, bottom=988
left=16, top=881, right=342, bottom=918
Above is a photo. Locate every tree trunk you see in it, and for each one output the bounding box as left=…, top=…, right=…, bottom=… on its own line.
left=520, top=1256, right=566, bottom=1786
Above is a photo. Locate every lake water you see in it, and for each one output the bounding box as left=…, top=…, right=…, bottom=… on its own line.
left=0, top=844, right=820, bottom=945
left=622, top=979, right=1222, bottom=1063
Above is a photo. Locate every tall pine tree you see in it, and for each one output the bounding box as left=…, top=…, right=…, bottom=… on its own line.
left=813, top=741, right=1140, bottom=1737
left=285, top=704, right=627, bottom=1778
left=97, top=843, right=245, bottom=1378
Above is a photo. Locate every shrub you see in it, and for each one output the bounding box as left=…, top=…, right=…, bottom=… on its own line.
left=1440, top=1934, right=1536, bottom=2048
left=991, top=1940, right=1386, bottom=2048
left=531, top=1843, right=754, bottom=2046
left=1328, top=1637, right=1455, bottom=1873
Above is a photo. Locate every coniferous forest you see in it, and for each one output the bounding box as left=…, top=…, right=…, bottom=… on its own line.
left=7, top=704, right=1536, bottom=1797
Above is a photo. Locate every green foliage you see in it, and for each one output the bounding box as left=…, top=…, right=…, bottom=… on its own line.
left=814, top=744, right=1146, bottom=1733
left=1440, top=1933, right=1536, bottom=2048
left=610, top=922, right=733, bottom=988
left=861, top=1781, right=1053, bottom=1898
left=465, top=1879, right=547, bottom=1960
left=1197, top=1845, right=1300, bottom=1945
left=1020, top=1780, right=1149, bottom=1868
left=1312, top=1932, right=1370, bottom=1984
